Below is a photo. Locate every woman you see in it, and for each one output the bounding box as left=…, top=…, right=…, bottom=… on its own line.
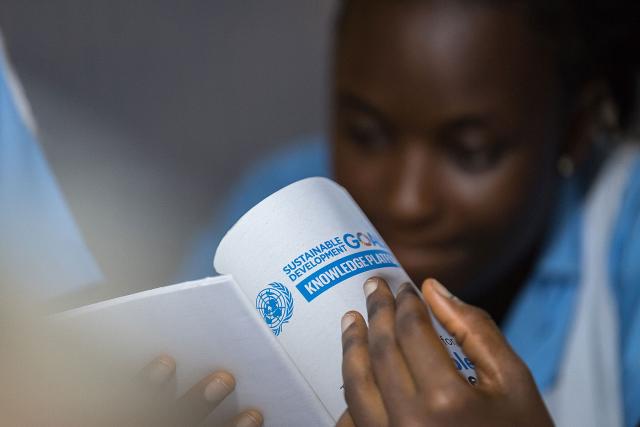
left=330, top=1, right=639, bottom=425
left=183, top=0, right=640, bottom=425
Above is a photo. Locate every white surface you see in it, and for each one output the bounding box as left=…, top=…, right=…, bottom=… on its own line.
left=58, top=276, right=333, bottom=426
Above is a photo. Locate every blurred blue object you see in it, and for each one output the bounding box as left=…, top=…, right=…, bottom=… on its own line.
left=0, top=36, right=101, bottom=301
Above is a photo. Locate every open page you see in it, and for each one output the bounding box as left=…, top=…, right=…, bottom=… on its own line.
left=56, top=276, right=333, bottom=426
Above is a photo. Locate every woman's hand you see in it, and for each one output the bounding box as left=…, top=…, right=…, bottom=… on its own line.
left=337, top=277, right=552, bottom=427
left=139, top=355, right=263, bottom=427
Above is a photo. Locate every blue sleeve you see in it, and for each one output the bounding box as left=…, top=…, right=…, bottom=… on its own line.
left=610, top=155, right=640, bottom=427
left=0, top=44, right=102, bottom=300
left=175, top=136, right=329, bottom=282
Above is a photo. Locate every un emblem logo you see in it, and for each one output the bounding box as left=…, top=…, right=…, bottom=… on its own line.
left=256, top=282, right=294, bottom=336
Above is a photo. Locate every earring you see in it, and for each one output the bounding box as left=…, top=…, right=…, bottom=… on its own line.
left=601, top=99, right=620, bottom=131
left=557, top=155, right=575, bottom=178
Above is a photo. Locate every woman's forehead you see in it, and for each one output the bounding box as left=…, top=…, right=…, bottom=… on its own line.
left=334, top=1, right=558, bottom=128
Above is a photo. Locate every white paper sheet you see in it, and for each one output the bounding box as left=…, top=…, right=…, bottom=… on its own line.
left=57, top=276, right=333, bottom=426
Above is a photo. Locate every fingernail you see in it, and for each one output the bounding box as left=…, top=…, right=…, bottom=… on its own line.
left=235, top=410, right=263, bottom=427
left=204, top=376, right=234, bottom=402
left=341, top=313, right=356, bottom=333
left=363, top=278, right=379, bottom=297
left=147, top=359, right=174, bottom=385
left=430, top=279, right=454, bottom=299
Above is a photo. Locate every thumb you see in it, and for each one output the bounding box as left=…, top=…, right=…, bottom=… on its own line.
left=422, top=278, right=529, bottom=391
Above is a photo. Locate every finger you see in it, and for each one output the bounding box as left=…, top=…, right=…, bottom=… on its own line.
left=227, top=409, right=263, bottom=427
left=335, top=411, right=356, bottom=427
left=172, top=370, right=236, bottom=426
left=341, top=311, right=388, bottom=427
left=423, top=278, right=531, bottom=390
left=133, top=355, right=178, bottom=425
left=394, top=283, right=466, bottom=391
left=139, top=354, right=176, bottom=387
left=364, top=277, right=415, bottom=406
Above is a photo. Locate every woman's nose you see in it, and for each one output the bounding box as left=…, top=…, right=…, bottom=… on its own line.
left=387, top=142, right=441, bottom=224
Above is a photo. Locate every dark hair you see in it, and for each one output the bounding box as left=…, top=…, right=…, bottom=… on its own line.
left=335, top=0, right=640, bottom=131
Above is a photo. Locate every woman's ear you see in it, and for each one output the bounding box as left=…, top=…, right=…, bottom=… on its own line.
left=562, top=80, right=618, bottom=170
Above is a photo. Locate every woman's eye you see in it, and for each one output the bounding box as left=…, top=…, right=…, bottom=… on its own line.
left=341, top=119, right=390, bottom=150
left=448, top=140, right=504, bottom=172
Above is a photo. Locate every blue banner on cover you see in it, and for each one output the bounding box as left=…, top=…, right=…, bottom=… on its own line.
left=296, top=249, right=398, bottom=302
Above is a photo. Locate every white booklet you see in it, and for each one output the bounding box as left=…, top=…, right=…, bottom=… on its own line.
left=57, top=276, right=334, bottom=426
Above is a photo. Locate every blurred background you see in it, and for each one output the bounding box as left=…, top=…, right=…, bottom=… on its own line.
left=0, top=0, right=336, bottom=294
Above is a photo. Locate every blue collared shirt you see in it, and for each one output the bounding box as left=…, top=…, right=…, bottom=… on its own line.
left=1, top=42, right=102, bottom=300
left=179, top=137, right=640, bottom=426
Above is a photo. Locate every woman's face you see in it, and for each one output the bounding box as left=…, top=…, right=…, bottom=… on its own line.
left=332, top=1, right=569, bottom=296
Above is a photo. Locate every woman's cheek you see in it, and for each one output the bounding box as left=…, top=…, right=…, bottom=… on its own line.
left=452, top=158, right=554, bottom=275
